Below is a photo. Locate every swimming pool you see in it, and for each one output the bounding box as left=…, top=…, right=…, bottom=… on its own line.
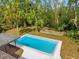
left=16, top=34, right=58, bottom=54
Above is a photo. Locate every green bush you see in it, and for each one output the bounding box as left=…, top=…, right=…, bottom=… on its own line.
left=65, top=30, right=79, bottom=40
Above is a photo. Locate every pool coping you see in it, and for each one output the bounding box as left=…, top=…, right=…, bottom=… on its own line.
left=21, top=34, right=61, bottom=42
left=20, top=34, right=62, bottom=55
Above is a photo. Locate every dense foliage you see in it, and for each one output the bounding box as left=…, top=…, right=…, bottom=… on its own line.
left=0, top=0, right=79, bottom=38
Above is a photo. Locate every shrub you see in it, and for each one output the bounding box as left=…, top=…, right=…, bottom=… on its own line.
left=65, top=30, right=79, bottom=40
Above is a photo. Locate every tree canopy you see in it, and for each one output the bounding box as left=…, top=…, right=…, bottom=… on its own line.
left=0, top=0, right=79, bottom=32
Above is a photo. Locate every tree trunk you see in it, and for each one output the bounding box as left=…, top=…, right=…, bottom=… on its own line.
left=24, top=21, right=27, bottom=28
left=74, top=11, right=78, bottom=28
left=55, top=8, right=59, bottom=27
left=16, top=21, right=19, bottom=36
left=35, top=17, right=38, bottom=32
left=74, top=1, right=78, bottom=28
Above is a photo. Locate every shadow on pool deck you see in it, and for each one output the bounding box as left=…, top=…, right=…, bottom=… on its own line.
left=0, top=44, right=23, bottom=58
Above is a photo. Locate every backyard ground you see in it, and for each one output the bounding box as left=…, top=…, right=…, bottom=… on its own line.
left=6, top=29, right=79, bottom=59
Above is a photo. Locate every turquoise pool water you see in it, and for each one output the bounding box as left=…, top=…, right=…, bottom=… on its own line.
left=16, top=35, right=58, bottom=54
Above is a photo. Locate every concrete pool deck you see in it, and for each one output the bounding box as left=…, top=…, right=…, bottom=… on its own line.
left=19, top=41, right=62, bottom=59
left=10, top=34, right=62, bottom=59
